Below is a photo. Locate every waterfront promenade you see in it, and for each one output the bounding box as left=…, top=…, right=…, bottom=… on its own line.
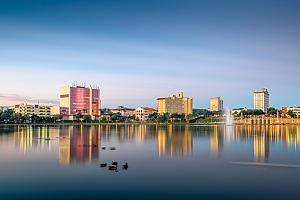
left=234, top=117, right=300, bottom=125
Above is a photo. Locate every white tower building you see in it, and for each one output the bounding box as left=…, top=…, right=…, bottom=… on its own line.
left=254, top=88, right=269, bottom=113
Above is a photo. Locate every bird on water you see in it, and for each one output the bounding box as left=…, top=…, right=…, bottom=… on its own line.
left=122, top=162, right=128, bottom=170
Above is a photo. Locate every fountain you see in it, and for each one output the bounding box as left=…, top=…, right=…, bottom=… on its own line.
left=223, top=107, right=234, bottom=126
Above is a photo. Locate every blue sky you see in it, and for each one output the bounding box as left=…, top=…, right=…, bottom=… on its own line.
left=0, top=0, right=299, bottom=109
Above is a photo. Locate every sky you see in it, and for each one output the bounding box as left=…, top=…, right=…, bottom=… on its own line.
left=0, top=0, right=300, bottom=109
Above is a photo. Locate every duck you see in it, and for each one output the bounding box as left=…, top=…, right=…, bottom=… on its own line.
left=100, top=163, right=107, bottom=168
left=112, top=161, right=118, bottom=166
left=108, top=165, right=117, bottom=171
left=122, top=162, right=128, bottom=170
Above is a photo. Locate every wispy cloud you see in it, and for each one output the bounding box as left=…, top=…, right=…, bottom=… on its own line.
left=0, top=93, right=58, bottom=106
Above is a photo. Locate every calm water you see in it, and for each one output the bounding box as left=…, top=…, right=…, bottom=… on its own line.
left=1, top=124, right=300, bottom=200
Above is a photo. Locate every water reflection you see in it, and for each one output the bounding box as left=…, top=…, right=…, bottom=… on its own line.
left=13, top=125, right=58, bottom=155
left=59, top=125, right=99, bottom=165
left=210, top=125, right=223, bottom=158
left=253, top=126, right=269, bottom=163
left=2, top=124, right=300, bottom=165
left=157, top=124, right=193, bottom=159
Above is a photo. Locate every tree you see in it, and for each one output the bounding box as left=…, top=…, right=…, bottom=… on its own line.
left=10, top=113, right=22, bottom=123
left=252, top=109, right=264, bottom=115
left=21, top=114, right=30, bottom=123
left=193, top=109, right=211, bottom=116
left=76, top=112, right=83, bottom=121
left=31, top=114, right=39, bottom=123
left=287, top=110, right=296, bottom=118
left=148, top=112, right=158, bottom=122
left=267, top=107, right=277, bottom=116
left=1, top=111, right=10, bottom=122
left=110, top=112, right=125, bottom=122
left=186, top=114, right=192, bottom=122
left=83, top=115, right=92, bottom=122
left=157, top=113, right=169, bottom=123
left=170, top=113, right=180, bottom=122
left=101, top=108, right=111, bottom=114
left=53, top=114, right=63, bottom=122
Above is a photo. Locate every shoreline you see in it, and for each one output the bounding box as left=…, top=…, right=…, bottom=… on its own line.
left=0, top=122, right=299, bottom=126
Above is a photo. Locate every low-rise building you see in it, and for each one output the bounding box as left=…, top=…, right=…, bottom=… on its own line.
left=282, top=106, right=300, bottom=117
left=231, top=107, right=247, bottom=116
left=110, top=106, right=135, bottom=117
left=14, top=102, right=52, bottom=116
left=135, top=107, right=157, bottom=121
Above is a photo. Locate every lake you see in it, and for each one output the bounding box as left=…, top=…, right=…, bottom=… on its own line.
left=1, top=124, right=300, bottom=200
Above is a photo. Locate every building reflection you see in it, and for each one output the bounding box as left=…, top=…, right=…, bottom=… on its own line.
left=253, top=126, right=269, bottom=163
left=59, top=125, right=99, bottom=165
left=8, top=124, right=300, bottom=164
left=157, top=124, right=193, bottom=159
left=14, top=125, right=59, bottom=155
left=11, top=125, right=99, bottom=165
left=210, top=125, right=223, bottom=158
left=98, top=124, right=157, bottom=143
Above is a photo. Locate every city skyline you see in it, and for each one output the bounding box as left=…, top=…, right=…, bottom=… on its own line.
left=1, top=0, right=300, bottom=109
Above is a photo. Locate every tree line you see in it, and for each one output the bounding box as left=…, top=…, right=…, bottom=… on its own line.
left=0, top=109, right=63, bottom=124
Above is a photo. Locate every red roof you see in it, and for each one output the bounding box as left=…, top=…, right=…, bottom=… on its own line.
left=144, top=107, right=157, bottom=111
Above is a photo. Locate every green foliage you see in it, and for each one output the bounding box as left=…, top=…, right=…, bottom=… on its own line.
left=252, top=109, right=265, bottom=115
left=201, top=118, right=221, bottom=123
left=157, top=113, right=169, bottom=123
left=267, top=107, right=277, bottom=115
left=31, top=114, right=39, bottom=123
left=287, top=110, right=296, bottom=118
left=185, top=114, right=192, bottom=122
left=241, top=109, right=265, bottom=116
left=100, top=108, right=111, bottom=114
left=110, top=112, right=125, bottom=122
left=193, top=109, right=213, bottom=116
left=148, top=112, right=158, bottom=121
left=83, top=115, right=92, bottom=122
left=10, top=113, right=22, bottom=123
left=76, top=112, right=83, bottom=121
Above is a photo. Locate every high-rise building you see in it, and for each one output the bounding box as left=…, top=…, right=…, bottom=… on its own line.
left=157, top=92, right=193, bottom=115
left=254, top=88, right=269, bottom=113
left=60, top=83, right=101, bottom=120
left=209, top=96, right=223, bottom=111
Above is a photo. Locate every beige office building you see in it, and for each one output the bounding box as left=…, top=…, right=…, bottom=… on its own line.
left=209, top=96, right=223, bottom=111
left=135, top=107, right=157, bottom=121
left=14, top=102, right=51, bottom=116
left=254, top=88, right=269, bottom=113
left=157, top=92, right=193, bottom=115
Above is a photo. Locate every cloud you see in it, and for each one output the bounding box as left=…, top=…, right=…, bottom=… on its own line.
left=0, top=93, right=58, bottom=106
